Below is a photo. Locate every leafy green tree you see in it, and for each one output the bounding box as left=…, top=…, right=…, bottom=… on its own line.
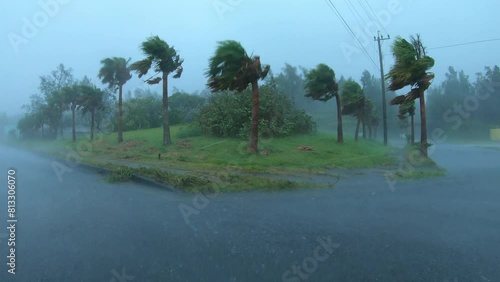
left=197, top=84, right=316, bottom=138
left=130, top=36, right=183, bottom=146
left=169, top=90, right=206, bottom=125
left=206, top=40, right=270, bottom=153
left=304, top=64, right=343, bottom=143
left=341, top=79, right=371, bottom=141
left=387, top=34, right=435, bottom=156
left=122, top=95, right=163, bottom=131
left=39, top=64, right=74, bottom=139
left=58, top=85, right=82, bottom=142
left=79, top=85, right=105, bottom=141
left=98, top=57, right=132, bottom=143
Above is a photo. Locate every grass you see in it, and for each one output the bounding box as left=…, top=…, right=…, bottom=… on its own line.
left=386, top=144, right=447, bottom=180
left=11, top=125, right=397, bottom=192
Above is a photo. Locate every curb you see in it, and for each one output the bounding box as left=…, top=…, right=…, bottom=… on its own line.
left=3, top=142, right=179, bottom=193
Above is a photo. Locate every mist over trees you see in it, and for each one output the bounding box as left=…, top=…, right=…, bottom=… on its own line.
left=426, top=65, right=500, bottom=137
left=15, top=33, right=500, bottom=150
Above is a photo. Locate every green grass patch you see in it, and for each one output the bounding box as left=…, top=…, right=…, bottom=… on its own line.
left=389, top=168, right=447, bottom=180
left=11, top=125, right=396, bottom=191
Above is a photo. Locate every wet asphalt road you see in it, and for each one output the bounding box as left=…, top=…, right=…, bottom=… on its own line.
left=0, top=143, right=499, bottom=282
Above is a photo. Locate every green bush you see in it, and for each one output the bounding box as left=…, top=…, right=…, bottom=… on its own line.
left=106, top=166, right=133, bottom=183
left=197, top=84, right=316, bottom=138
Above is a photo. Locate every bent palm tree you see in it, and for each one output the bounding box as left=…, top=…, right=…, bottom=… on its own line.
left=386, top=34, right=435, bottom=156
left=206, top=40, right=270, bottom=153
left=304, top=64, right=343, bottom=143
left=98, top=57, right=132, bottom=143
left=130, top=36, right=183, bottom=146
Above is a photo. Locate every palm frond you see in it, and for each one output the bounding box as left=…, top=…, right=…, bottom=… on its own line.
left=130, top=58, right=153, bottom=78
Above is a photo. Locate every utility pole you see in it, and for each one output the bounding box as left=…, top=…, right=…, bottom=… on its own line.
left=375, top=31, right=390, bottom=146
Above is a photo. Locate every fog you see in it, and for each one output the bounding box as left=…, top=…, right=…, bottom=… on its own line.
left=2, top=0, right=500, bottom=116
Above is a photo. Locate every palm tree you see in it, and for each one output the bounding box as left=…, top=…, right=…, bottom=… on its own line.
left=386, top=34, right=435, bottom=156
left=341, top=79, right=372, bottom=141
left=79, top=85, right=105, bottom=141
left=206, top=40, right=270, bottom=153
left=304, top=64, right=343, bottom=143
left=130, top=36, right=183, bottom=146
left=98, top=57, right=132, bottom=143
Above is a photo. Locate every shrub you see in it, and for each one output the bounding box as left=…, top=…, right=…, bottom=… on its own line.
left=197, top=85, right=316, bottom=138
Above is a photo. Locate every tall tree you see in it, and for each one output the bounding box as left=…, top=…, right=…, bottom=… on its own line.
left=79, top=85, right=105, bottom=141
left=39, top=64, right=74, bottom=139
left=386, top=34, right=435, bottom=156
left=98, top=57, right=132, bottom=143
left=58, top=85, right=81, bottom=143
left=205, top=40, right=270, bottom=153
left=130, top=36, right=183, bottom=146
left=341, top=79, right=371, bottom=141
left=304, top=64, right=343, bottom=143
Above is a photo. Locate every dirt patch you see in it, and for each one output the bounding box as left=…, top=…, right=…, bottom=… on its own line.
left=176, top=139, right=192, bottom=149
left=118, top=140, right=145, bottom=150
left=297, top=146, right=314, bottom=151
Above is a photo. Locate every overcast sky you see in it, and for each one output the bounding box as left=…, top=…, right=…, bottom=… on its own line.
left=2, top=0, right=500, bottom=117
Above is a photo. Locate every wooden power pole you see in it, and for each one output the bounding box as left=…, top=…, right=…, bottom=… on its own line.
left=375, top=31, right=390, bottom=146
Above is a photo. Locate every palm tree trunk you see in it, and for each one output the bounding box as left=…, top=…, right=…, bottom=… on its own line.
left=355, top=118, right=361, bottom=141
left=419, top=90, right=428, bottom=156
left=410, top=113, right=415, bottom=145
left=248, top=80, right=260, bottom=153
left=90, top=109, right=95, bottom=141
left=162, top=72, right=172, bottom=146
left=335, top=94, right=343, bottom=143
left=118, top=85, right=124, bottom=143
left=71, top=104, right=76, bottom=143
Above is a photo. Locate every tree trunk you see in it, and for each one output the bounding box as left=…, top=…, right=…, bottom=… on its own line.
left=355, top=118, right=361, bottom=141
left=90, top=109, right=95, bottom=141
left=71, top=104, right=76, bottom=143
left=335, top=94, right=344, bottom=143
left=162, top=72, right=172, bottom=146
left=410, top=113, right=415, bottom=145
left=368, top=124, right=373, bottom=140
left=118, top=85, right=124, bottom=143
left=362, top=117, right=366, bottom=139
left=59, top=105, right=64, bottom=139
left=419, top=90, right=428, bottom=156
left=248, top=80, right=260, bottom=153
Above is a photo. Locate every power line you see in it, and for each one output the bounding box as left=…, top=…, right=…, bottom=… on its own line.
left=343, top=0, right=368, bottom=30
left=362, top=0, right=389, bottom=35
left=428, top=37, right=500, bottom=50
left=323, top=0, right=380, bottom=70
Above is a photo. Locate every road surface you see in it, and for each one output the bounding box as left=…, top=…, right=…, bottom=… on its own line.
left=0, top=143, right=499, bottom=282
